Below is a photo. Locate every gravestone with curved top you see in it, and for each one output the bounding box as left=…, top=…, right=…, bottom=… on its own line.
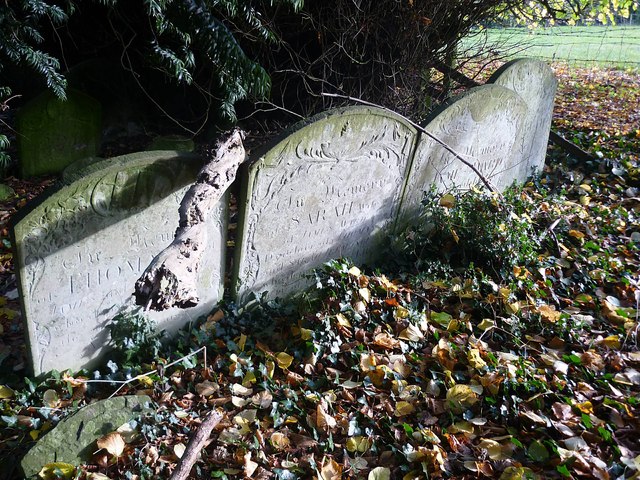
left=233, top=106, right=418, bottom=303
left=488, top=58, right=557, bottom=179
left=397, top=84, right=529, bottom=223
left=12, top=152, right=226, bottom=375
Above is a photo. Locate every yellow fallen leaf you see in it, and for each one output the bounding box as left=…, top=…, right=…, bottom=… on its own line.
left=173, top=443, right=186, bottom=459
left=244, top=452, right=259, bottom=477
left=266, top=360, right=275, bottom=379
left=0, top=385, right=15, bottom=399
left=537, top=304, right=561, bottom=323
left=335, top=313, right=351, bottom=328
left=446, top=384, right=478, bottom=413
left=467, top=349, right=487, bottom=370
left=395, top=306, right=409, bottom=319
left=317, top=403, right=337, bottom=431
left=195, top=380, right=219, bottom=396
left=477, top=318, right=495, bottom=331
left=394, top=400, right=415, bottom=416
left=360, top=353, right=377, bottom=371
left=319, top=456, right=342, bottom=480
left=38, top=463, right=76, bottom=480
left=439, top=193, right=456, bottom=208
left=602, top=335, right=621, bottom=349
left=276, top=352, right=294, bottom=370
left=574, top=401, right=593, bottom=414
left=348, top=266, right=361, bottom=276
left=96, top=432, right=125, bottom=457
left=373, top=332, right=400, bottom=350
left=359, top=287, right=371, bottom=303
left=270, top=432, right=290, bottom=450
left=346, top=436, right=372, bottom=453
left=368, top=467, right=391, bottom=480
left=399, top=323, right=424, bottom=342
left=42, top=389, right=59, bottom=408
left=568, top=229, right=585, bottom=239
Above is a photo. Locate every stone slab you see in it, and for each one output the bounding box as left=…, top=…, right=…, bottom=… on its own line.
left=12, top=151, right=226, bottom=375
left=489, top=58, right=557, bottom=179
left=397, top=84, right=529, bottom=223
left=17, top=89, right=102, bottom=177
left=233, top=106, right=418, bottom=303
left=20, top=395, right=153, bottom=478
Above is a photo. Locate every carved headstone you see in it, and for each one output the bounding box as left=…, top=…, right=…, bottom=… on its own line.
left=12, top=152, right=226, bottom=375
left=489, top=58, right=557, bottom=178
left=397, top=85, right=529, bottom=223
left=17, top=89, right=102, bottom=177
left=233, top=107, right=417, bottom=303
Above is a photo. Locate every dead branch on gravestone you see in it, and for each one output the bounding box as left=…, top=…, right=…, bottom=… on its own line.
left=134, top=129, right=246, bottom=310
left=321, top=92, right=499, bottom=194
left=169, top=409, right=223, bottom=480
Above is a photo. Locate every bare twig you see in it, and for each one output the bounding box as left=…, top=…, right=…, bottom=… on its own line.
left=169, top=409, right=223, bottom=480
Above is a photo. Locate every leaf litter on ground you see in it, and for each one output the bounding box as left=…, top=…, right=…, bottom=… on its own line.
left=0, top=64, right=639, bottom=479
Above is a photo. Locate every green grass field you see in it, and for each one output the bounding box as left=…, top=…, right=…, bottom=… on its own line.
left=464, top=25, right=640, bottom=69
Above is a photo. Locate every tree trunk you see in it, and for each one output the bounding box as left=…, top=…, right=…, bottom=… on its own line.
left=134, top=129, right=246, bottom=310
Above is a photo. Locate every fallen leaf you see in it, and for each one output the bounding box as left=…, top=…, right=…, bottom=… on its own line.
left=276, top=352, right=294, bottom=370
left=319, top=456, right=342, bottom=480
left=38, top=463, right=76, bottom=480
left=445, top=385, right=478, bottom=413
left=96, top=432, right=125, bottom=457
left=368, top=467, right=391, bottom=480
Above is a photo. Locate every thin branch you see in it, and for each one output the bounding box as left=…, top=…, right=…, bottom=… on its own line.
left=169, top=409, right=223, bottom=480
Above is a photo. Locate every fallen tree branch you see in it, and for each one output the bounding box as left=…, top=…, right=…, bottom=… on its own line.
left=322, top=92, right=498, bottom=193
left=134, top=129, right=247, bottom=310
left=169, top=409, right=223, bottom=480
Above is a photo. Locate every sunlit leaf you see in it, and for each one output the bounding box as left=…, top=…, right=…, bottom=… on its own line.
left=96, top=432, right=125, bottom=457
left=368, top=467, right=391, bottom=480
left=346, top=436, right=371, bottom=453
left=276, top=352, right=294, bottom=370
left=38, top=463, right=76, bottom=479
left=446, top=384, right=478, bottom=412
left=42, top=389, right=59, bottom=408
left=319, top=456, right=342, bottom=480
left=394, top=400, right=415, bottom=416
left=317, top=403, right=337, bottom=431
left=0, top=385, right=14, bottom=399
left=270, top=432, right=290, bottom=450
left=196, top=380, right=220, bottom=396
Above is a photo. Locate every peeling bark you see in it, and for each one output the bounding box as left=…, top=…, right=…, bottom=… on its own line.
left=134, top=129, right=246, bottom=310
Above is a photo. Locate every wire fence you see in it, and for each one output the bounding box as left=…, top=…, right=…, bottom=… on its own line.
left=464, top=25, right=640, bottom=70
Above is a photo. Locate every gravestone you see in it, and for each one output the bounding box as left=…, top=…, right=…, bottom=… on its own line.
left=397, top=85, right=528, bottom=223
left=20, top=395, right=153, bottom=478
left=16, top=89, right=102, bottom=177
left=12, top=151, right=226, bottom=375
left=489, top=58, right=557, bottom=179
left=233, top=106, right=418, bottom=303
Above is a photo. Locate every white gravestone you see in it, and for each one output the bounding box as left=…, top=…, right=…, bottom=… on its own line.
left=489, top=58, right=557, bottom=179
left=233, top=107, right=418, bottom=303
left=397, top=84, right=529, bottom=223
left=12, top=152, right=226, bottom=375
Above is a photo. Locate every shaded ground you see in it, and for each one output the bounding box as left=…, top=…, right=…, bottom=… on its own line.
left=0, top=64, right=639, bottom=479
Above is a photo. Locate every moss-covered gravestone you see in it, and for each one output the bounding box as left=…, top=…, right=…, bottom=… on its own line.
left=20, top=395, right=153, bottom=478
left=17, top=89, right=102, bottom=177
left=12, top=151, right=227, bottom=375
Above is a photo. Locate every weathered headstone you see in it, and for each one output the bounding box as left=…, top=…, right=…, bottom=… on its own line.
left=489, top=58, right=557, bottom=179
left=20, top=395, right=153, bottom=478
left=397, top=85, right=529, bottom=223
left=17, top=89, right=102, bottom=177
left=233, top=106, right=417, bottom=303
left=12, top=152, right=226, bottom=375
left=61, top=156, right=104, bottom=183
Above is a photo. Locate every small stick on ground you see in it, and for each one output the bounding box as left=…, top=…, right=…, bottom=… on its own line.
left=135, top=129, right=246, bottom=310
left=169, top=409, right=223, bottom=480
